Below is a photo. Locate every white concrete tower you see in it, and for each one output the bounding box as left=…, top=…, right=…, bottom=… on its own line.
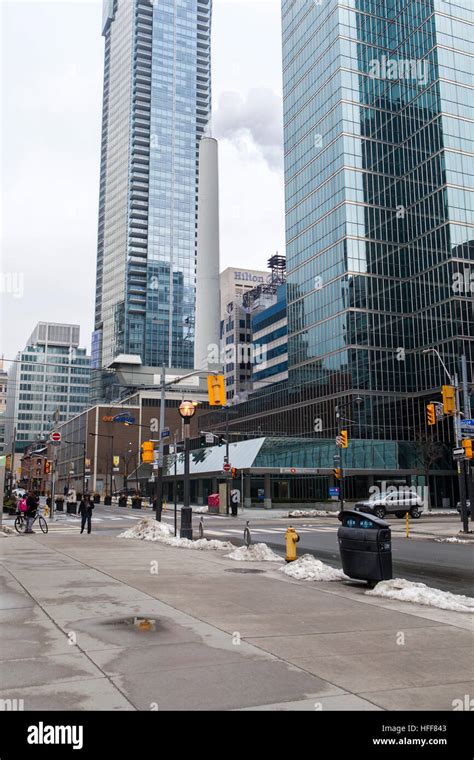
left=194, top=137, right=221, bottom=369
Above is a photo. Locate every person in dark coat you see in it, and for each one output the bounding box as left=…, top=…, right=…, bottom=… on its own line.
left=78, top=494, right=94, bottom=534
left=25, top=492, right=38, bottom=533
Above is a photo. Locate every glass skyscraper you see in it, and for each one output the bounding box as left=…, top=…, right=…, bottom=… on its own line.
left=92, top=0, right=212, bottom=402
left=281, top=0, right=473, bottom=447
left=203, top=0, right=473, bottom=505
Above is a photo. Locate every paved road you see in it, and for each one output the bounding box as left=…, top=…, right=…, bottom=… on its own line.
left=6, top=505, right=472, bottom=595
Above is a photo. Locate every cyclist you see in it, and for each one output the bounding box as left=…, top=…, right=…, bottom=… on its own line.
left=25, top=491, right=39, bottom=534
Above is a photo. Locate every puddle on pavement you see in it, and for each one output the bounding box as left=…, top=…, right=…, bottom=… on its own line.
left=101, top=616, right=159, bottom=632
left=225, top=568, right=265, bottom=574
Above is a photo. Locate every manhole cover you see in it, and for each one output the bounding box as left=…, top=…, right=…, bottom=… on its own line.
left=225, top=568, right=265, bottom=574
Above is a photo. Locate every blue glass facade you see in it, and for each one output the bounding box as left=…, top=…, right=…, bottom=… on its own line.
left=92, top=0, right=211, bottom=402
left=201, top=0, right=472, bottom=505
left=281, top=0, right=473, bottom=440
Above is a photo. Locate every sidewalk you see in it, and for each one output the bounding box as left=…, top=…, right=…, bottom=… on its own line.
left=1, top=530, right=472, bottom=711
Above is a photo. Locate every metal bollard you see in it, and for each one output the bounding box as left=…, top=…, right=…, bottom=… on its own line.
left=180, top=506, right=193, bottom=540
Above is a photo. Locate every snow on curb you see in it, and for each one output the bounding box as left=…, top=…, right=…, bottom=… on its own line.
left=366, top=578, right=474, bottom=613
left=0, top=525, right=15, bottom=536
left=226, top=543, right=284, bottom=562
left=118, top=516, right=233, bottom=551
left=280, top=554, right=347, bottom=581
left=288, top=509, right=336, bottom=518
left=434, top=537, right=472, bottom=544
left=426, top=510, right=457, bottom=515
left=193, top=506, right=209, bottom=514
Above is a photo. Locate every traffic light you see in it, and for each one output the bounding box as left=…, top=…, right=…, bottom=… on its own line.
left=333, top=468, right=341, bottom=480
left=207, top=374, right=226, bottom=406
left=426, top=403, right=436, bottom=426
left=231, top=467, right=237, bottom=478
left=200, top=434, right=207, bottom=448
left=45, top=461, right=51, bottom=474
left=218, top=434, right=225, bottom=447
left=340, top=430, right=348, bottom=448
left=462, top=439, right=473, bottom=460
left=442, top=385, right=456, bottom=415
left=141, top=441, right=154, bottom=463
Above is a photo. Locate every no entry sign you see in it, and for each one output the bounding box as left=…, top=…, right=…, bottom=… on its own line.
left=223, top=462, right=231, bottom=472
left=51, top=431, right=61, bottom=443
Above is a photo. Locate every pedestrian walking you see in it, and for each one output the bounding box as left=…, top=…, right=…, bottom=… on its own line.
left=78, top=494, right=94, bottom=534
left=25, top=491, right=38, bottom=533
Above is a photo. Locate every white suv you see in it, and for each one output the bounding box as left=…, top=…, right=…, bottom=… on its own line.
left=354, top=491, right=424, bottom=519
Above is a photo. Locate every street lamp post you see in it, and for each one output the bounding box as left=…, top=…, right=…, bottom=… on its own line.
left=422, top=349, right=470, bottom=532
left=178, top=400, right=196, bottom=539
left=334, top=396, right=362, bottom=512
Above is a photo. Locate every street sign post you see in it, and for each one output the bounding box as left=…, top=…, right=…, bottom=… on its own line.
left=453, top=447, right=466, bottom=461
left=160, top=427, right=170, bottom=439
left=50, top=431, right=61, bottom=445
left=223, top=462, right=231, bottom=473
left=205, top=433, right=214, bottom=444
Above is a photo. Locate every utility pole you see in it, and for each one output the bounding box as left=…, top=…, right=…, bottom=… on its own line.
left=454, top=371, right=469, bottom=533
left=0, top=454, right=5, bottom=528
left=225, top=405, right=230, bottom=515
left=461, top=355, right=473, bottom=525
left=155, top=364, right=166, bottom=522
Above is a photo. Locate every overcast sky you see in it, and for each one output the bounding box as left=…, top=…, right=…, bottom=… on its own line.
left=1, top=0, right=285, bottom=364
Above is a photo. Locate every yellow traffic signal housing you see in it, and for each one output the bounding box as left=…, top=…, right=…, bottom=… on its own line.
left=462, top=439, right=473, bottom=460
left=333, top=468, right=341, bottom=480
left=141, top=441, right=154, bottom=463
left=231, top=467, right=237, bottom=478
left=207, top=374, right=226, bottom=406
left=340, top=430, right=348, bottom=448
left=441, top=385, right=455, bottom=415
left=426, top=403, right=436, bottom=426
left=45, top=461, right=51, bottom=474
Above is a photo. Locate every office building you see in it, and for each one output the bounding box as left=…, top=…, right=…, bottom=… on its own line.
left=201, top=0, right=474, bottom=507
left=252, top=283, right=288, bottom=390
left=4, top=323, right=91, bottom=453
left=91, top=0, right=212, bottom=402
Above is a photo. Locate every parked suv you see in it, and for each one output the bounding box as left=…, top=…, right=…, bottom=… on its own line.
left=354, top=490, right=424, bottom=519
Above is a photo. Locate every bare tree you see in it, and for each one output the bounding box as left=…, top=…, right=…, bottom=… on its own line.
left=413, top=430, right=446, bottom=509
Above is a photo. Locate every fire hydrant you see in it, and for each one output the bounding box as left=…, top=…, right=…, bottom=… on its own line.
left=285, top=526, right=300, bottom=562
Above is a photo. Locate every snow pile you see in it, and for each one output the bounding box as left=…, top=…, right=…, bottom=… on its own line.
left=366, top=578, right=474, bottom=613
left=288, top=510, right=335, bottom=518
left=280, top=554, right=347, bottom=581
left=434, top=537, right=471, bottom=544
left=119, top=517, right=173, bottom=541
left=169, top=536, right=234, bottom=551
left=193, top=506, right=209, bottom=514
left=0, top=525, right=15, bottom=536
left=226, top=543, right=284, bottom=562
left=118, top=516, right=233, bottom=551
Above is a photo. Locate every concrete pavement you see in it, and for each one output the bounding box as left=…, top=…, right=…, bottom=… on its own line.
left=0, top=528, right=472, bottom=711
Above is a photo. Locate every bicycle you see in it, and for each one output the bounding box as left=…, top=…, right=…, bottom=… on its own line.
left=243, top=520, right=251, bottom=547
left=15, top=509, right=48, bottom=535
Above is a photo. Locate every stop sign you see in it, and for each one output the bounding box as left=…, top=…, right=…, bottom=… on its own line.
left=51, top=431, right=61, bottom=442
left=223, top=463, right=231, bottom=472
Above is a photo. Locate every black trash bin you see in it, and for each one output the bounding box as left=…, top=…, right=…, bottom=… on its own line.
left=337, top=510, right=392, bottom=586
